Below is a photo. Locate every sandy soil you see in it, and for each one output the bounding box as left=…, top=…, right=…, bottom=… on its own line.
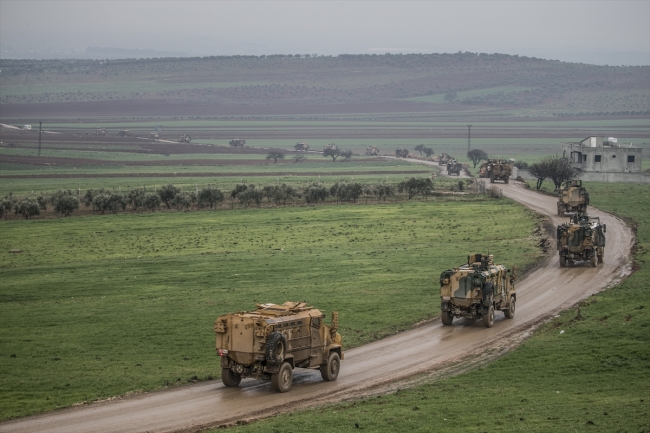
left=0, top=181, right=634, bottom=433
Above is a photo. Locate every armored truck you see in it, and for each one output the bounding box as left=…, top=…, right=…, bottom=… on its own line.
left=479, top=159, right=512, bottom=183
left=439, top=254, right=516, bottom=328
left=215, top=301, right=343, bottom=393
left=438, top=153, right=452, bottom=165
left=178, top=134, right=192, bottom=143
left=557, top=180, right=589, bottom=216
left=557, top=213, right=606, bottom=267
left=447, top=159, right=463, bottom=176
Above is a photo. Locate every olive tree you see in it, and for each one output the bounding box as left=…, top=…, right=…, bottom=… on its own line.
left=15, top=197, right=40, bottom=219
left=468, top=149, right=488, bottom=168
left=158, top=184, right=180, bottom=209
left=51, top=189, right=79, bottom=216
left=398, top=177, right=434, bottom=199
left=266, top=150, right=285, bottom=164
left=197, top=186, right=224, bottom=209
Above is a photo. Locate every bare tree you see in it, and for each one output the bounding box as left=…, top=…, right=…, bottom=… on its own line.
left=266, top=150, right=285, bottom=164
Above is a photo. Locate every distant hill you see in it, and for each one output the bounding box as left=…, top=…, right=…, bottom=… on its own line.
left=1, top=52, right=648, bottom=116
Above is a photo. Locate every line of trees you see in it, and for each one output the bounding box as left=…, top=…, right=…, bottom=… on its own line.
left=1, top=176, right=457, bottom=220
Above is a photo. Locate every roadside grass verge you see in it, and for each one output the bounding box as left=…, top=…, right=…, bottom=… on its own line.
left=225, top=183, right=650, bottom=433
left=0, top=197, right=543, bottom=420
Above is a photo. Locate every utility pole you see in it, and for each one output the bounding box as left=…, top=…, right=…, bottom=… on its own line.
left=38, top=121, right=42, bottom=157
left=466, top=124, right=472, bottom=156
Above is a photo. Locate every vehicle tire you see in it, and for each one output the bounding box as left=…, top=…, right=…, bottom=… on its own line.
left=590, top=254, right=598, bottom=268
left=221, top=368, right=241, bottom=387
left=490, top=177, right=495, bottom=184
left=482, top=305, right=495, bottom=328
left=504, top=296, right=515, bottom=319
left=441, top=310, right=453, bottom=326
left=559, top=256, right=566, bottom=267
left=271, top=361, right=293, bottom=393
left=320, top=352, right=341, bottom=382
left=505, top=177, right=509, bottom=184
left=265, top=332, right=286, bottom=365
left=599, top=249, right=604, bottom=264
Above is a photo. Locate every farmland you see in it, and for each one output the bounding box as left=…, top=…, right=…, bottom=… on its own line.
left=0, top=52, right=648, bottom=431
left=0, top=198, right=544, bottom=420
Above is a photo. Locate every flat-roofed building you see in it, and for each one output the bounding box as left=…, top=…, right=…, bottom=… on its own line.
left=563, top=136, right=643, bottom=173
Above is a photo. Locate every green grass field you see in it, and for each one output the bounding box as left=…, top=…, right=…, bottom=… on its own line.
left=0, top=196, right=544, bottom=420
left=224, top=182, right=650, bottom=433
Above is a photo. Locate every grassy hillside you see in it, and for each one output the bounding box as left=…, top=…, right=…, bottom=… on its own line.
left=226, top=183, right=650, bottom=433
left=2, top=53, right=648, bottom=115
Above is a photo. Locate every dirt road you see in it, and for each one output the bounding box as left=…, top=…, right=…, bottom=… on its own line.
left=1, top=182, right=634, bottom=433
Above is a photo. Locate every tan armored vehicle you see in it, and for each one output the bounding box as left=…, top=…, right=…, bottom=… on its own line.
left=479, top=159, right=512, bottom=183
left=557, top=180, right=589, bottom=216
left=365, top=145, right=379, bottom=156
left=118, top=130, right=132, bottom=137
left=295, top=142, right=310, bottom=151
left=439, top=254, right=516, bottom=328
left=438, top=153, right=452, bottom=165
left=395, top=147, right=409, bottom=158
left=556, top=213, right=606, bottom=267
left=149, top=132, right=160, bottom=140
left=447, top=159, right=463, bottom=176
left=178, top=134, right=192, bottom=143
left=215, top=301, right=343, bottom=393
left=95, top=128, right=107, bottom=136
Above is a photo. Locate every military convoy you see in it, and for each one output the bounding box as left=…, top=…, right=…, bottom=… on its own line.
left=439, top=254, right=516, bottom=328
left=479, top=159, right=513, bottom=183
left=557, top=213, right=606, bottom=268
left=557, top=180, right=589, bottom=216
left=215, top=301, right=343, bottom=393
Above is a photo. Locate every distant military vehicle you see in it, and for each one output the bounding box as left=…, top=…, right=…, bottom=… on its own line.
left=439, top=254, right=516, bottom=328
left=294, top=142, right=310, bottom=151
left=149, top=132, right=160, bottom=141
left=95, top=128, right=107, bottom=136
left=438, top=153, right=452, bottom=165
left=365, top=145, right=379, bottom=156
left=395, top=147, right=409, bottom=158
left=229, top=138, right=246, bottom=147
left=215, top=301, right=343, bottom=393
left=447, top=159, right=463, bottom=176
left=556, top=213, right=606, bottom=268
left=178, top=134, right=192, bottom=143
left=557, top=180, right=589, bottom=217
left=118, top=130, right=132, bottom=137
left=479, top=159, right=512, bottom=183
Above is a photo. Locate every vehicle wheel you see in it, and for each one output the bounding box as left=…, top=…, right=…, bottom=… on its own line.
left=559, top=256, right=566, bottom=267
left=482, top=305, right=495, bottom=328
left=221, top=368, right=241, bottom=387
left=271, top=361, right=293, bottom=393
left=441, top=310, right=453, bottom=326
left=504, top=297, right=515, bottom=319
left=320, top=352, right=341, bottom=382
left=599, top=249, right=604, bottom=264
left=505, top=177, right=509, bottom=184
left=490, top=177, right=495, bottom=184
left=590, top=254, right=598, bottom=267
left=265, top=332, right=286, bottom=365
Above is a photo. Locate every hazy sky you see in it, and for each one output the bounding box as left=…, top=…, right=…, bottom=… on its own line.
left=1, top=0, right=649, bottom=65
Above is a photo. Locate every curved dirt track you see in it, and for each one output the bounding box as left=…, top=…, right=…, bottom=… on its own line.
left=1, top=182, right=634, bottom=433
